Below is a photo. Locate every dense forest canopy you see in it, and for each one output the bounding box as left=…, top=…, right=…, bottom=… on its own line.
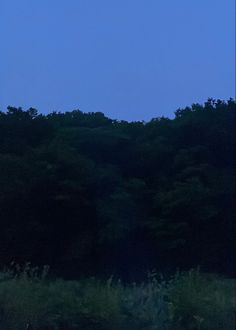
left=0, top=98, right=235, bottom=278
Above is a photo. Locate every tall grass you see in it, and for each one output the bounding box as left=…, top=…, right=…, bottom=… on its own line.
left=0, top=265, right=235, bottom=329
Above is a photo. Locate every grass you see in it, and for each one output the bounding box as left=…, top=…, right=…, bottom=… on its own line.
left=0, top=264, right=235, bottom=329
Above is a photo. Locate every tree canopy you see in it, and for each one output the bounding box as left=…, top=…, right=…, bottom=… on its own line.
left=0, top=99, right=235, bottom=278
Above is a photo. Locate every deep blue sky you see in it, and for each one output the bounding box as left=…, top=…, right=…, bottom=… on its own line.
left=1, top=0, right=235, bottom=121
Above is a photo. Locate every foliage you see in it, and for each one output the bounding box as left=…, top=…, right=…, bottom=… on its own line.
left=168, top=269, right=236, bottom=329
left=0, top=267, right=235, bottom=329
left=0, top=99, right=235, bottom=276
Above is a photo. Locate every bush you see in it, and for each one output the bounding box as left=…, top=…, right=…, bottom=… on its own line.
left=168, top=269, right=236, bottom=329
left=0, top=266, right=235, bottom=329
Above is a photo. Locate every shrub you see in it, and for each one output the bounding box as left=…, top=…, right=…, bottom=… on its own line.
left=169, top=269, right=236, bottom=329
left=0, top=266, right=235, bottom=329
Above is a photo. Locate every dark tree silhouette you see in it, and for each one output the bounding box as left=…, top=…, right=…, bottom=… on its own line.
left=0, top=98, right=235, bottom=277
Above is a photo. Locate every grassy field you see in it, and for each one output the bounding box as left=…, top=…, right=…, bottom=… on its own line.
left=0, top=266, right=235, bottom=329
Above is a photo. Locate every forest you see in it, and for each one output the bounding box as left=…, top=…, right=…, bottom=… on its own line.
left=0, top=98, right=235, bottom=279
left=0, top=98, right=235, bottom=329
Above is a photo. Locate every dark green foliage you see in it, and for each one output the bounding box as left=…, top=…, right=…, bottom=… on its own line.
left=0, top=267, right=235, bottom=329
left=0, top=99, right=235, bottom=276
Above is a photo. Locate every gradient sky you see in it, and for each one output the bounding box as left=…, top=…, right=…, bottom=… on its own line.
left=1, top=0, right=235, bottom=121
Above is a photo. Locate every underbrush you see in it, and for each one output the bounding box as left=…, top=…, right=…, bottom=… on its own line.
left=0, top=265, right=235, bottom=329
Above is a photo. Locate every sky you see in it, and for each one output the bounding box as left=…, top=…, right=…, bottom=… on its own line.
left=0, top=0, right=235, bottom=121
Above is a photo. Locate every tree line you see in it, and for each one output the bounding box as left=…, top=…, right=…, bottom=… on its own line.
left=0, top=98, right=235, bottom=278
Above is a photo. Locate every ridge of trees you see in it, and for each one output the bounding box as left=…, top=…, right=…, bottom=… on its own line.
left=0, top=98, right=235, bottom=278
